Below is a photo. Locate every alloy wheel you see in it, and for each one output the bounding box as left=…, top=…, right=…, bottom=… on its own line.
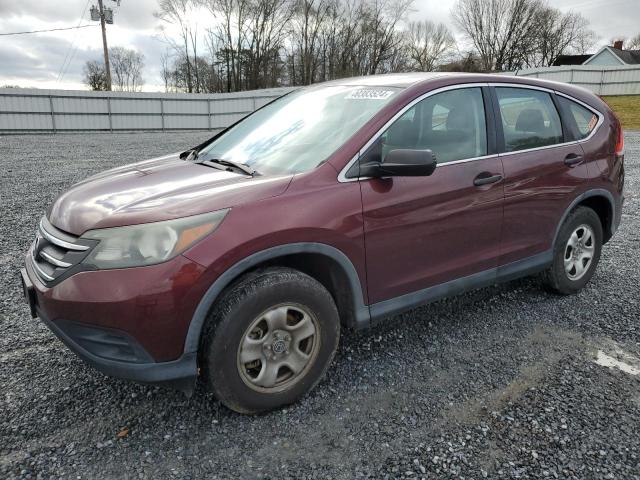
left=563, top=224, right=595, bottom=281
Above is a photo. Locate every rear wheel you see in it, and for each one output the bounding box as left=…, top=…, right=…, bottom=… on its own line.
left=200, top=267, right=340, bottom=414
left=542, top=206, right=602, bottom=295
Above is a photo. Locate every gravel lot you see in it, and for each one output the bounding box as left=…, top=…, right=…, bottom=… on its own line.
left=1, top=131, right=639, bottom=479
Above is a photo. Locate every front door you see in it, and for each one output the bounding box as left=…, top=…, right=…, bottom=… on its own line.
left=359, top=86, right=504, bottom=305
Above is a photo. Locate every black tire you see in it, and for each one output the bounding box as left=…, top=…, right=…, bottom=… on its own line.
left=200, top=267, right=340, bottom=414
left=542, top=206, right=603, bottom=295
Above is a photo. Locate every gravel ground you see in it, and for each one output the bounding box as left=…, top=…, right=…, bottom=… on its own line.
left=1, top=131, right=639, bottom=479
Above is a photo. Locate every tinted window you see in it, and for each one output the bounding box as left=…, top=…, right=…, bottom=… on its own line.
left=375, top=87, right=487, bottom=164
left=558, top=96, right=599, bottom=140
left=496, top=88, right=562, bottom=152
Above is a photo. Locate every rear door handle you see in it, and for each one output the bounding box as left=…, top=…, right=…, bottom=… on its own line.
left=564, top=153, right=584, bottom=166
left=473, top=173, right=503, bottom=186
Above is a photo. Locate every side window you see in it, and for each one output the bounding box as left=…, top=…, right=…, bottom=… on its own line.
left=557, top=96, right=599, bottom=140
left=496, top=87, right=563, bottom=152
left=375, top=87, right=487, bottom=165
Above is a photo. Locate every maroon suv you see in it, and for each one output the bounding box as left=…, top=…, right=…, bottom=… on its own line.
left=21, top=73, right=624, bottom=413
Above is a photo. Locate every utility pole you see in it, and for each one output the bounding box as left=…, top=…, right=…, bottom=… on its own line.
left=98, top=0, right=112, bottom=91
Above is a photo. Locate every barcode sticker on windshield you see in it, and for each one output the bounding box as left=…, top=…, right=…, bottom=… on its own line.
left=345, top=89, right=395, bottom=100
left=588, top=114, right=598, bottom=131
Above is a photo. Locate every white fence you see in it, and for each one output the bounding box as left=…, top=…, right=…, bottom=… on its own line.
left=2, top=67, right=638, bottom=133
left=505, top=65, right=640, bottom=96
left=0, top=87, right=293, bottom=134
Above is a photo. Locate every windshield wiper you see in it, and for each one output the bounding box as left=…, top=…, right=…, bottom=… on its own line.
left=199, top=158, right=257, bottom=176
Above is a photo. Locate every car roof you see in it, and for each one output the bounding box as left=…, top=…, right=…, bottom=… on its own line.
left=319, top=72, right=585, bottom=93
left=310, top=72, right=604, bottom=111
left=321, top=72, right=450, bottom=88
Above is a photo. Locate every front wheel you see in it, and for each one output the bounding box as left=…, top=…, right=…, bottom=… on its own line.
left=200, top=267, right=340, bottom=414
left=542, top=206, right=603, bottom=295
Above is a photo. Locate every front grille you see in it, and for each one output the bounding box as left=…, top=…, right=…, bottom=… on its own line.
left=30, top=217, right=93, bottom=284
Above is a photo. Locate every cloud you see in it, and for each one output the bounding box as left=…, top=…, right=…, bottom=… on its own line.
left=1, top=0, right=639, bottom=90
left=0, top=33, right=101, bottom=84
left=0, top=0, right=161, bottom=29
left=0, top=0, right=164, bottom=89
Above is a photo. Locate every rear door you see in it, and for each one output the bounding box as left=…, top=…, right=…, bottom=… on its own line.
left=359, top=85, right=504, bottom=304
left=492, top=85, right=588, bottom=265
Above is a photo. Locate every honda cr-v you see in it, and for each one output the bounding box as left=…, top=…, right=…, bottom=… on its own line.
left=21, top=73, right=625, bottom=413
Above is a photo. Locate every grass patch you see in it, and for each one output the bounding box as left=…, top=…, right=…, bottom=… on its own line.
left=601, top=95, right=640, bottom=130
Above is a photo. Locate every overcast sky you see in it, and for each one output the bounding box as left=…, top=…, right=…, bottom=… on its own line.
left=0, top=0, right=638, bottom=91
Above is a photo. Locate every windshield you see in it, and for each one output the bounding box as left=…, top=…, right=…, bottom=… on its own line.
left=198, top=85, right=401, bottom=175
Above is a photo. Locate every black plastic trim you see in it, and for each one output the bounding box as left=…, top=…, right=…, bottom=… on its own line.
left=37, top=308, right=197, bottom=394
left=555, top=95, right=582, bottom=142
left=552, top=188, right=616, bottom=246
left=487, top=86, right=506, bottom=154
left=550, top=92, right=570, bottom=144
left=369, top=250, right=553, bottom=322
left=481, top=86, right=498, bottom=156
left=183, top=243, right=370, bottom=354
left=55, top=319, right=155, bottom=364
left=29, top=243, right=98, bottom=287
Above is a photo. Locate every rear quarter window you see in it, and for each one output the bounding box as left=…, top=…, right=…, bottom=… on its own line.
left=557, top=96, right=599, bottom=140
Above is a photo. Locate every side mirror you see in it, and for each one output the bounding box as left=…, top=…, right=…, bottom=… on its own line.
left=360, top=149, right=437, bottom=178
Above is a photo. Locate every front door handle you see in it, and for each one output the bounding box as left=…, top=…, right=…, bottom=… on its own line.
left=564, top=153, right=584, bottom=166
left=473, top=173, right=503, bottom=186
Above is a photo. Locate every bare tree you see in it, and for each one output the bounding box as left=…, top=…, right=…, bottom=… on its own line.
left=203, top=0, right=251, bottom=91
left=157, top=0, right=601, bottom=90
left=627, top=33, right=640, bottom=50
left=156, top=0, right=199, bottom=92
left=83, top=60, right=108, bottom=91
left=573, top=28, right=598, bottom=55
left=110, top=47, right=145, bottom=91
left=290, top=0, right=332, bottom=85
left=160, top=50, right=173, bottom=91
left=361, top=0, right=414, bottom=74
left=406, top=20, right=455, bottom=71
left=452, top=0, right=544, bottom=71
left=246, top=0, right=293, bottom=89
left=527, top=7, right=596, bottom=66
left=439, top=52, right=483, bottom=72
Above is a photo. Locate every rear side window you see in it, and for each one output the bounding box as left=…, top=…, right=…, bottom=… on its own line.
left=378, top=87, right=487, bottom=164
left=496, top=87, right=563, bottom=152
left=557, top=96, right=599, bottom=140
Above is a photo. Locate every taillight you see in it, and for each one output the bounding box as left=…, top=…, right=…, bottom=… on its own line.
left=614, top=117, right=624, bottom=156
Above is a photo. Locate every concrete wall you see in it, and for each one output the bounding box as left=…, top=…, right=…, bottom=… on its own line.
left=0, top=87, right=294, bottom=134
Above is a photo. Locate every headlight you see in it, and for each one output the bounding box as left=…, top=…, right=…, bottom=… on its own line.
left=81, top=209, right=229, bottom=269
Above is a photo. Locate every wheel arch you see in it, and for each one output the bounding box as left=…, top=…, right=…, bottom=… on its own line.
left=183, top=243, right=370, bottom=355
left=553, top=189, right=616, bottom=247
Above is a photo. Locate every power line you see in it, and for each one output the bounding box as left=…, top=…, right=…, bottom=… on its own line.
left=0, top=24, right=97, bottom=36
left=57, top=0, right=93, bottom=84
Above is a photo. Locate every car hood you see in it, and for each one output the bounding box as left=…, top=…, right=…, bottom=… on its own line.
left=47, top=153, right=293, bottom=235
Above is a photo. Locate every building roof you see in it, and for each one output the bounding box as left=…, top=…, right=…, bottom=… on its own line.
left=610, top=47, right=640, bottom=64
left=584, top=46, right=640, bottom=65
left=553, top=54, right=593, bottom=66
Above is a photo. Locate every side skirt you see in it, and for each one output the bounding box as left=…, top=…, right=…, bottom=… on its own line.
left=369, top=250, right=553, bottom=323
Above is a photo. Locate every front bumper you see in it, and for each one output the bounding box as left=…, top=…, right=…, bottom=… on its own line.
left=38, top=306, right=197, bottom=394
left=20, top=250, right=208, bottom=394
